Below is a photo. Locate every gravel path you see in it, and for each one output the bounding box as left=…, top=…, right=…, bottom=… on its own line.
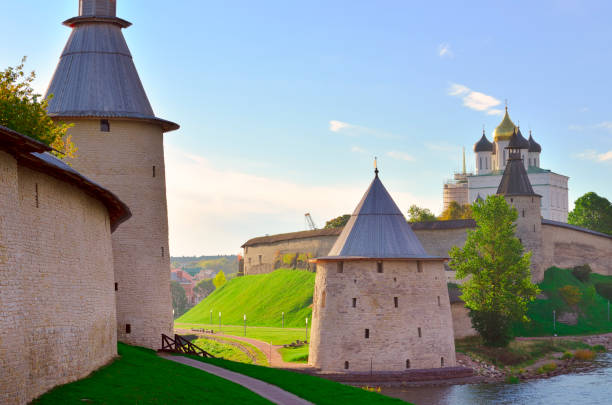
left=160, top=354, right=313, bottom=405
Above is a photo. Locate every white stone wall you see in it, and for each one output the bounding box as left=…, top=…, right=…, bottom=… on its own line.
left=309, top=260, right=456, bottom=372
left=0, top=154, right=117, bottom=405
left=65, top=119, right=173, bottom=350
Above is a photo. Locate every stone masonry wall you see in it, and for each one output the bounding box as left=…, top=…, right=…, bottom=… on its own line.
left=0, top=157, right=117, bottom=405
left=309, top=260, right=456, bottom=372
left=451, top=303, right=477, bottom=338
left=66, top=119, right=173, bottom=350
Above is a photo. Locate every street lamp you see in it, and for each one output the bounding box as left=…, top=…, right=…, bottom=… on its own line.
left=244, top=314, right=247, bottom=336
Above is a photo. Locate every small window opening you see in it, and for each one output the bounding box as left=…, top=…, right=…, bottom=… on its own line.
left=510, top=198, right=514, bottom=203
left=344, top=361, right=349, bottom=369
left=337, top=262, right=343, bottom=273
left=161, top=247, right=164, bottom=257
left=152, top=166, right=156, bottom=178
left=35, top=183, right=39, bottom=208
left=354, top=279, right=357, bottom=284
left=406, top=359, right=411, bottom=369
left=258, top=255, right=262, bottom=264
left=365, top=329, right=370, bottom=339
left=100, top=119, right=110, bottom=132
left=352, top=298, right=357, bottom=308
left=377, top=262, right=383, bottom=273
left=394, top=297, right=398, bottom=308
left=418, top=327, right=422, bottom=338
left=417, top=261, right=423, bottom=273
left=441, top=357, right=445, bottom=367
left=126, top=324, right=131, bottom=334
left=114, top=282, right=118, bottom=291
left=248, top=257, right=252, bottom=265
left=393, top=277, right=397, bottom=282
left=321, top=291, right=326, bottom=308
left=534, top=224, right=536, bottom=232
left=522, top=209, right=525, bottom=217
left=437, top=296, right=441, bottom=306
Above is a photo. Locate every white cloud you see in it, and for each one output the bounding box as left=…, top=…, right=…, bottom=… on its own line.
left=595, top=122, right=612, bottom=131
left=438, top=43, right=453, bottom=58
left=328, top=120, right=398, bottom=139
left=351, top=146, right=366, bottom=154
left=575, top=149, right=612, bottom=162
left=386, top=150, right=414, bottom=161
left=329, top=120, right=353, bottom=132
left=448, top=83, right=501, bottom=115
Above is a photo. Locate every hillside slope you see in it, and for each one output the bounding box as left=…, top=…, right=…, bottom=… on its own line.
left=177, top=269, right=315, bottom=327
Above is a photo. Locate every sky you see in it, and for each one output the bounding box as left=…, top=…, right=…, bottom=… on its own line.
left=2, top=0, right=612, bottom=255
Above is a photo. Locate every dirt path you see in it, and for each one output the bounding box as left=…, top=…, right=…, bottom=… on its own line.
left=516, top=332, right=612, bottom=350
left=160, top=354, right=313, bottom=405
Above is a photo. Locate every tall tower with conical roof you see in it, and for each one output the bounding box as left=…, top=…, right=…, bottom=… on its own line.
left=46, top=0, right=178, bottom=349
left=309, top=168, right=456, bottom=372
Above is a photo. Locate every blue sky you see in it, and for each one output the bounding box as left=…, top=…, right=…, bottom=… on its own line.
left=2, top=0, right=611, bottom=255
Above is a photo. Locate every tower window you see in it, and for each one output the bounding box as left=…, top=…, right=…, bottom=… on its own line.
left=418, top=327, right=422, bottom=338
left=417, top=261, right=423, bottom=273
left=441, top=357, right=445, bottom=367
left=258, top=255, right=262, bottom=264
left=152, top=166, right=156, bottom=178
left=344, top=361, right=349, bottom=369
left=522, top=209, right=525, bottom=217
left=377, top=262, right=383, bottom=273
left=337, top=262, right=343, bottom=273
left=100, top=119, right=110, bottom=132
left=352, top=298, right=357, bottom=308
left=35, top=183, right=39, bottom=208
left=534, top=224, right=536, bottom=232
left=365, top=329, right=370, bottom=339
left=114, top=282, right=118, bottom=291
left=437, top=296, right=441, bottom=306
left=161, top=247, right=164, bottom=257
left=406, top=359, right=411, bottom=369
left=126, top=324, right=131, bottom=334
left=394, top=297, right=398, bottom=308
left=248, top=257, right=252, bottom=265
left=321, top=291, right=326, bottom=308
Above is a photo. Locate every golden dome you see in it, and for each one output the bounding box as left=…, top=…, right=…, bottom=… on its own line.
left=493, top=107, right=517, bottom=141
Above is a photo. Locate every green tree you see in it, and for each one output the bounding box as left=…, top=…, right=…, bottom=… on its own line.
left=449, top=195, right=540, bottom=347
left=194, top=278, right=215, bottom=301
left=0, top=58, right=75, bottom=158
left=171, top=281, right=189, bottom=318
left=324, top=214, right=351, bottom=229
left=407, top=204, right=437, bottom=222
left=213, top=270, right=227, bottom=289
left=568, top=192, right=612, bottom=235
left=439, top=201, right=472, bottom=220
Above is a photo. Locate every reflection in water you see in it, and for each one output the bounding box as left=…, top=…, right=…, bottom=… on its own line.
left=382, top=353, right=612, bottom=405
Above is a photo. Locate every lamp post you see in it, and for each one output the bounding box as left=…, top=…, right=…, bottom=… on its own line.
left=305, top=317, right=308, bottom=342
left=282, top=312, right=284, bottom=328
left=219, top=311, right=222, bottom=333
left=244, top=314, right=247, bottom=337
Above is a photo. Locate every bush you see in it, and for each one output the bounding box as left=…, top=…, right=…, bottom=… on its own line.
left=561, top=351, right=573, bottom=360
left=573, top=349, right=596, bottom=361
left=559, top=285, right=582, bottom=306
left=468, top=310, right=513, bottom=347
left=572, top=264, right=592, bottom=283
left=595, top=282, right=612, bottom=301
left=505, top=375, right=520, bottom=384
left=536, top=362, right=557, bottom=374
left=593, top=345, right=606, bottom=353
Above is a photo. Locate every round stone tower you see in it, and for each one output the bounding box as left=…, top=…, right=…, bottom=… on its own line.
left=309, top=168, right=456, bottom=372
left=45, top=0, right=178, bottom=349
left=497, top=130, right=544, bottom=281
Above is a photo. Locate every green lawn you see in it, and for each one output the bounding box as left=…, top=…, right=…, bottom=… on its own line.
left=186, top=356, right=409, bottom=405
left=177, top=269, right=315, bottom=327
left=175, top=323, right=310, bottom=345
left=32, top=343, right=272, bottom=405
left=279, top=344, right=309, bottom=363
left=512, top=267, right=612, bottom=337
left=192, top=337, right=254, bottom=363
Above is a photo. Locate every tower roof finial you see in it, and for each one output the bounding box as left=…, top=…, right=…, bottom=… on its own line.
left=374, top=157, right=379, bottom=177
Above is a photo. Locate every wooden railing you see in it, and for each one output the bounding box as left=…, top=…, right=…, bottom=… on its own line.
left=159, top=334, right=215, bottom=358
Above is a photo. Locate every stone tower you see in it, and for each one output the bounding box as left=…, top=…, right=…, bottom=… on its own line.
left=45, top=0, right=178, bottom=349
left=309, top=168, right=456, bottom=372
left=497, top=129, right=543, bottom=281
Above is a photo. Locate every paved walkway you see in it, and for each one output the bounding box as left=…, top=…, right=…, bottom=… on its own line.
left=160, top=354, right=313, bottom=405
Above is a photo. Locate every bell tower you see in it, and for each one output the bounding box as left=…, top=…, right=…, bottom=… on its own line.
left=46, top=0, right=178, bottom=349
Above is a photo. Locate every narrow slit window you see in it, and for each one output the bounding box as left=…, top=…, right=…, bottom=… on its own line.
left=417, top=261, right=423, bottom=273
left=377, top=262, right=383, bottom=273
left=114, top=282, right=118, bottom=291
left=352, top=298, right=357, bottom=308
left=437, top=296, right=441, bottom=306
left=100, top=119, right=110, bottom=132
left=152, top=166, right=156, bottom=178
left=406, top=359, right=410, bottom=369
left=258, top=255, right=262, bottom=264
left=522, top=209, right=525, bottom=217
left=534, top=224, right=536, bottom=232
left=365, top=329, right=369, bottom=339
left=161, top=247, right=164, bottom=257
left=35, top=183, right=39, bottom=208
left=344, top=361, right=349, bottom=370
left=441, top=357, right=445, bottom=367
left=418, top=327, right=422, bottom=338
left=126, top=324, right=131, bottom=334
left=321, top=291, right=326, bottom=308
left=337, top=262, right=343, bottom=273
left=394, top=297, right=398, bottom=308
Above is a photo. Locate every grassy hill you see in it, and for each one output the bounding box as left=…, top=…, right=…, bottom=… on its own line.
left=177, top=269, right=315, bottom=327
left=513, top=267, right=612, bottom=336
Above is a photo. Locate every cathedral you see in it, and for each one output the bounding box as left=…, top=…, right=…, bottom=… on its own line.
left=444, top=107, right=569, bottom=222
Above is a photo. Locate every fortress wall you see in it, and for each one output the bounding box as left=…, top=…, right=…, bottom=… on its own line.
left=244, top=235, right=337, bottom=275
left=540, top=224, right=612, bottom=277
left=0, top=152, right=27, bottom=405
left=309, top=260, right=456, bottom=372
left=66, top=119, right=173, bottom=349
left=0, top=159, right=117, bottom=405
left=413, top=228, right=469, bottom=257
left=451, top=303, right=477, bottom=339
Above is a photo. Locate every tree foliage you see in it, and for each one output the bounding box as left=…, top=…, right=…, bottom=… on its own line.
left=324, top=214, right=350, bottom=229
left=0, top=58, right=76, bottom=158
left=407, top=205, right=437, bottom=222
left=194, top=278, right=215, bottom=300
left=439, top=201, right=472, bottom=220
left=568, top=192, right=612, bottom=235
left=171, top=281, right=189, bottom=318
left=449, top=195, right=540, bottom=347
left=213, top=270, right=227, bottom=289
left=559, top=285, right=582, bottom=306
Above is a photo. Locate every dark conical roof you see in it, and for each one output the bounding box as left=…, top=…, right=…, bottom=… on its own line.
left=528, top=132, right=542, bottom=153
left=507, top=127, right=530, bottom=150
left=496, top=154, right=540, bottom=197
left=318, top=173, right=435, bottom=260
left=45, top=0, right=178, bottom=132
left=474, top=130, right=493, bottom=152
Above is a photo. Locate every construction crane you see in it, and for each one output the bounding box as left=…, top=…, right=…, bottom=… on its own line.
left=305, top=213, right=317, bottom=230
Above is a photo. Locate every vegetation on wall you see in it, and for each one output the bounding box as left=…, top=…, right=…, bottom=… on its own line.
left=0, top=58, right=75, bottom=158
left=439, top=201, right=473, bottom=220
left=407, top=204, right=437, bottom=222
left=324, top=214, right=350, bottom=229
left=450, top=195, right=539, bottom=347
left=568, top=192, right=612, bottom=235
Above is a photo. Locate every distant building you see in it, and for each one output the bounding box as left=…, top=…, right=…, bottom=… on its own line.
left=171, top=269, right=196, bottom=305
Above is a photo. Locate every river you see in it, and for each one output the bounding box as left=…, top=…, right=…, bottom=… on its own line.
left=381, top=353, right=612, bottom=405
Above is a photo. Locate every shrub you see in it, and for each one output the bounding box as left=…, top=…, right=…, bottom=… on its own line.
left=505, top=375, right=520, bottom=384
left=593, top=345, right=606, bottom=353
left=595, top=282, right=612, bottom=301
left=559, top=285, right=582, bottom=306
left=572, top=264, right=592, bottom=283
left=536, top=362, right=557, bottom=374
left=573, top=349, right=596, bottom=361
left=561, top=351, right=573, bottom=360
left=282, top=253, right=297, bottom=267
